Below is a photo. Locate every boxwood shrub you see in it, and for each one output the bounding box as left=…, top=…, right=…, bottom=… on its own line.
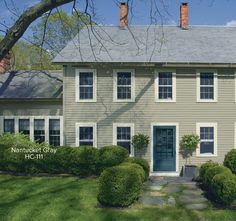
left=224, top=149, right=236, bottom=174
left=125, top=157, right=150, bottom=180
left=97, top=164, right=142, bottom=207
left=211, top=172, right=236, bottom=205
left=199, top=160, right=218, bottom=181
left=97, top=145, right=129, bottom=172
left=204, top=165, right=232, bottom=187
left=120, top=162, right=145, bottom=182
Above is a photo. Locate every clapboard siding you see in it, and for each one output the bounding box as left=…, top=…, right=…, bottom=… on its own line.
left=64, top=65, right=236, bottom=171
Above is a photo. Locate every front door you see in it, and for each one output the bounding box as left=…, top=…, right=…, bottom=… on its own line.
left=153, top=126, right=176, bottom=172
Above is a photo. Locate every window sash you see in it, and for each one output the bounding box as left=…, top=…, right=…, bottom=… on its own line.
left=79, top=126, right=93, bottom=146
left=116, top=127, right=131, bottom=153
left=199, top=126, right=214, bottom=154
left=19, top=119, right=30, bottom=135
left=79, top=72, right=94, bottom=100
left=158, top=72, right=173, bottom=99
left=49, top=119, right=60, bottom=146
left=34, top=119, right=45, bottom=143
left=4, top=119, right=15, bottom=133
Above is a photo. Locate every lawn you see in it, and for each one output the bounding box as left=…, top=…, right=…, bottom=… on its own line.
left=0, top=174, right=235, bottom=221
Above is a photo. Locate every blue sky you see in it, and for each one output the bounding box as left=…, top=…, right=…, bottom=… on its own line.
left=0, top=0, right=236, bottom=40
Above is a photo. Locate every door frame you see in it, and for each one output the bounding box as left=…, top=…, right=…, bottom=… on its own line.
left=150, top=123, right=179, bottom=176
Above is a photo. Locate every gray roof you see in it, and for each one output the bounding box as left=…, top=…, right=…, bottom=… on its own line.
left=53, top=25, right=236, bottom=64
left=0, top=71, right=62, bottom=99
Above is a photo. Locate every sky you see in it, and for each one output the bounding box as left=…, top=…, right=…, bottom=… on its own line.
left=0, top=0, right=236, bottom=40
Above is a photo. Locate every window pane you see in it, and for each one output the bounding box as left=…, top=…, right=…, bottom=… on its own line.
left=159, top=72, right=172, bottom=85
left=80, top=86, right=93, bottom=99
left=117, top=141, right=131, bottom=153
left=79, top=126, right=93, bottom=146
left=117, top=86, right=131, bottom=99
left=159, top=87, right=172, bottom=99
left=4, top=119, right=14, bottom=133
left=200, top=142, right=214, bottom=154
left=49, top=119, right=60, bottom=146
left=34, top=119, right=45, bottom=143
left=19, top=119, right=30, bottom=135
left=79, top=72, right=93, bottom=85
left=200, top=87, right=214, bottom=99
left=117, top=72, right=131, bottom=85
left=117, top=127, right=131, bottom=140
left=200, top=127, right=214, bottom=140
left=200, top=73, right=214, bottom=86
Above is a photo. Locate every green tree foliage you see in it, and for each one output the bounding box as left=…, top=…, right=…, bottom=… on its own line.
left=31, top=10, right=91, bottom=56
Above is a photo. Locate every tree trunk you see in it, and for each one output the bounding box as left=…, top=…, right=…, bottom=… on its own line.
left=0, top=0, right=74, bottom=60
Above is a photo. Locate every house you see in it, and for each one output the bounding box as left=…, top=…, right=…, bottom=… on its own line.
left=1, top=2, right=236, bottom=176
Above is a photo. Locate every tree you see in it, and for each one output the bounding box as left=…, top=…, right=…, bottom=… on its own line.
left=31, top=10, right=91, bottom=56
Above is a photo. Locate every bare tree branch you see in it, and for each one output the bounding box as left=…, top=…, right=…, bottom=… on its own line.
left=0, top=0, right=74, bottom=60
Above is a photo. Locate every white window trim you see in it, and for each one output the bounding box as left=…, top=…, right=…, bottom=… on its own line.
left=75, top=68, right=97, bottom=102
left=0, top=116, right=63, bottom=146
left=150, top=122, right=179, bottom=175
left=113, top=69, right=135, bottom=102
left=155, top=69, right=176, bottom=103
left=113, top=123, right=134, bottom=156
left=75, top=122, right=97, bottom=147
left=196, top=70, right=218, bottom=102
left=196, top=122, right=217, bottom=157
left=234, top=71, right=236, bottom=102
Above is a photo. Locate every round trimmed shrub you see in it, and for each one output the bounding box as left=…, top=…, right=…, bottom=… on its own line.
left=204, top=165, right=232, bottom=186
left=199, top=160, right=218, bottom=180
left=224, top=149, right=236, bottom=174
left=125, top=157, right=150, bottom=180
left=70, top=146, right=99, bottom=176
left=98, top=165, right=142, bottom=207
left=98, top=145, right=129, bottom=172
left=211, top=172, right=236, bottom=205
left=120, top=162, right=145, bottom=182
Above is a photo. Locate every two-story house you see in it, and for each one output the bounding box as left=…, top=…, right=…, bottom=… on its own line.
left=1, top=2, right=236, bottom=176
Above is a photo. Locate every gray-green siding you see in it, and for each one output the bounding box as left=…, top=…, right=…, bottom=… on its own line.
left=64, top=65, right=235, bottom=172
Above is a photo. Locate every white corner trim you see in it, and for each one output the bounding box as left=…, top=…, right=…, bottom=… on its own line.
left=196, top=122, right=218, bottom=157
left=113, top=123, right=134, bottom=156
left=75, top=122, right=97, bottom=147
left=235, top=71, right=236, bottom=102
left=234, top=122, right=236, bottom=149
left=196, top=69, right=218, bottom=102
left=75, top=68, right=97, bottom=103
left=155, top=69, right=176, bottom=103
left=113, top=69, right=135, bottom=102
left=150, top=122, right=179, bottom=174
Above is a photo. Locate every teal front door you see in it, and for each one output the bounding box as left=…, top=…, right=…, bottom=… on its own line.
left=153, top=126, right=176, bottom=172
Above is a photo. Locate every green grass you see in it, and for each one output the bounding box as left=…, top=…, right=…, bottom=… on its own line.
left=0, top=174, right=235, bottom=221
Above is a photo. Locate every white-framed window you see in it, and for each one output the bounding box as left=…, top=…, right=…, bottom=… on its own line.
left=155, top=69, right=176, bottom=102
left=113, top=69, right=135, bottom=102
left=196, top=123, right=217, bottom=157
left=113, top=123, right=134, bottom=156
left=197, top=70, right=217, bottom=102
left=75, top=69, right=97, bottom=102
left=75, top=123, right=97, bottom=147
left=0, top=116, right=63, bottom=146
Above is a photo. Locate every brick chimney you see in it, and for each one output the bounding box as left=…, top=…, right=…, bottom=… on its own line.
left=0, top=53, right=11, bottom=74
left=120, top=2, right=128, bottom=28
left=180, top=2, right=188, bottom=29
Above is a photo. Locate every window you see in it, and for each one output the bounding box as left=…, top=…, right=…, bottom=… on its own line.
left=49, top=119, right=60, bottom=146
left=155, top=70, right=176, bottom=102
left=34, top=119, right=45, bottom=143
left=4, top=119, right=14, bottom=133
left=113, top=123, right=134, bottom=155
left=75, top=69, right=96, bottom=102
left=196, top=123, right=217, bottom=156
left=76, top=123, right=97, bottom=147
left=113, top=69, right=135, bottom=102
left=19, top=119, right=30, bottom=135
left=197, top=71, right=217, bottom=102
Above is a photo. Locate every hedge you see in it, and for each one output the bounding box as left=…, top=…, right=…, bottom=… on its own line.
left=224, top=149, right=236, bottom=174
left=125, top=157, right=150, bottom=180
left=120, top=162, right=145, bottom=182
left=97, top=164, right=143, bottom=207
left=211, top=172, right=236, bottom=205
left=97, top=145, right=129, bottom=172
